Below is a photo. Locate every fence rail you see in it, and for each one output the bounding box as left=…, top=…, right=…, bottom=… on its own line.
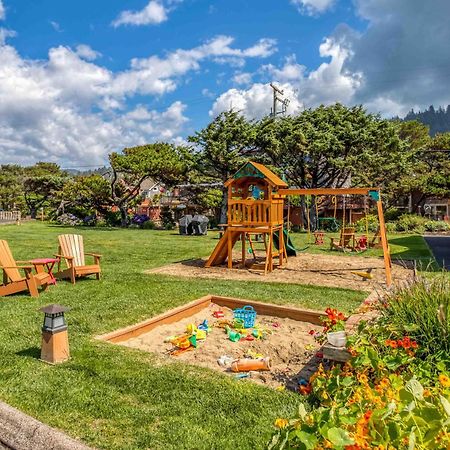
left=0, top=211, right=21, bottom=222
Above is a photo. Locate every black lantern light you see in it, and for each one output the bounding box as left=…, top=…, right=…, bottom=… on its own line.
left=39, top=304, right=70, bottom=333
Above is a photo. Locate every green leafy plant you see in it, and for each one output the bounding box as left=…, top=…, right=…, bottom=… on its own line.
left=380, top=275, right=450, bottom=367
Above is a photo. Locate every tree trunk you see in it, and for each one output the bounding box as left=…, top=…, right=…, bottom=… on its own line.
left=119, top=204, right=129, bottom=227
left=219, top=189, right=228, bottom=225
left=30, top=207, right=37, bottom=219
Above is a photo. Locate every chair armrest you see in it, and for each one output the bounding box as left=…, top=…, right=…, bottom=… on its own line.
left=0, top=265, right=33, bottom=269
left=85, top=252, right=102, bottom=258
left=54, top=254, right=73, bottom=260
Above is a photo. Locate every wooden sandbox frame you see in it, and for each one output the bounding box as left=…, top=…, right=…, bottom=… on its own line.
left=96, top=295, right=327, bottom=344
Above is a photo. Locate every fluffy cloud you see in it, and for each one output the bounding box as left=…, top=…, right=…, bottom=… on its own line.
left=0, top=1, right=5, bottom=20
left=340, top=0, right=450, bottom=116
left=0, top=33, right=276, bottom=165
left=75, top=44, right=102, bottom=61
left=0, top=42, right=188, bottom=166
left=210, top=83, right=302, bottom=120
left=290, top=0, right=335, bottom=15
left=112, top=1, right=169, bottom=27
left=111, top=36, right=276, bottom=97
left=212, top=38, right=358, bottom=119
left=233, top=72, right=252, bottom=85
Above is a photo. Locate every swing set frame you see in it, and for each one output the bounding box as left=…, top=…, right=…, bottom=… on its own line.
left=279, top=187, right=392, bottom=285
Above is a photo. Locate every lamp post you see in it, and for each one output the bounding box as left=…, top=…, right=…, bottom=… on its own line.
left=39, top=304, right=70, bottom=364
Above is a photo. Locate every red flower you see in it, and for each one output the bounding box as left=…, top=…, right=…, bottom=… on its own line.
left=299, top=384, right=312, bottom=395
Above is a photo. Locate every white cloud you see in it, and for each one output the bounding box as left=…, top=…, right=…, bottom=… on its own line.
left=0, top=1, right=5, bottom=21
left=211, top=38, right=359, bottom=119
left=0, top=32, right=276, bottom=165
left=112, top=1, right=168, bottom=27
left=210, top=83, right=302, bottom=120
left=75, top=44, right=102, bottom=61
left=110, top=35, right=277, bottom=97
left=50, top=20, right=63, bottom=32
left=291, top=0, right=335, bottom=16
left=233, top=72, right=252, bottom=85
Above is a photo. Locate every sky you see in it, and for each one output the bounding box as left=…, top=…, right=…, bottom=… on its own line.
left=1, top=0, right=450, bottom=168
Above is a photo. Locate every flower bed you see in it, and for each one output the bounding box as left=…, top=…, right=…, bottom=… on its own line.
left=269, top=276, right=450, bottom=449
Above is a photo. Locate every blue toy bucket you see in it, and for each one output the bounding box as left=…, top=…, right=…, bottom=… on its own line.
left=233, top=306, right=257, bottom=328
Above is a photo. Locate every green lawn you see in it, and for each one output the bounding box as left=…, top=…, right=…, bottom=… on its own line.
left=0, top=222, right=431, bottom=449
left=287, top=231, right=435, bottom=263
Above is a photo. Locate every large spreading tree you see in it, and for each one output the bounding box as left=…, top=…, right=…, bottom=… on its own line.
left=23, top=162, right=68, bottom=218
left=109, top=143, right=187, bottom=226
left=188, top=110, right=258, bottom=223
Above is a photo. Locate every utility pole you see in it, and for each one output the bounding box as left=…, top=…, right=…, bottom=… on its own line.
left=270, top=83, right=290, bottom=117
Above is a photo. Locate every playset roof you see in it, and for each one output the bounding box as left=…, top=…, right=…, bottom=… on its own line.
left=224, top=161, right=288, bottom=188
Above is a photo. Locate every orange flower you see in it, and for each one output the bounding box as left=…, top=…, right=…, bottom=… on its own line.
left=439, top=374, right=450, bottom=387
left=274, top=418, right=288, bottom=429
left=299, top=384, right=312, bottom=395
left=357, top=373, right=368, bottom=384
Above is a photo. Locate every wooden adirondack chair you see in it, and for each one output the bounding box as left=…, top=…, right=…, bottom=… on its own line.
left=330, top=227, right=356, bottom=252
left=55, top=234, right=101, bottom=284
left=0, top=240, right=51, bottom=297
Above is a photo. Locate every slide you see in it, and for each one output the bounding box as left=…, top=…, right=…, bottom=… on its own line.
left=206, top=229, right=240, bottom=267
left=273, top=228, right=297, bottom=257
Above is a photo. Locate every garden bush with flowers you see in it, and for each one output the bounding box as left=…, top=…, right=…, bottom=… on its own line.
left=269, top=276, right=450, bottom=449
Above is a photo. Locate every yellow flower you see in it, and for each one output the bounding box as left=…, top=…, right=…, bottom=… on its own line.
left=274, top=418, right=288, bottom=429
left=357, top=373, right=368, bottom=384
left=439, top=374, right=450, bottom=387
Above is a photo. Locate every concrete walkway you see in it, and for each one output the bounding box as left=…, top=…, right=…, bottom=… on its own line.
left=424, top=235, right=450, bottom=269
left=0, top=401, right=92, bottom=450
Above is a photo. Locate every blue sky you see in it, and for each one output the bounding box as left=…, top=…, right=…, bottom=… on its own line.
left=1, top=0, right=449, bottom=167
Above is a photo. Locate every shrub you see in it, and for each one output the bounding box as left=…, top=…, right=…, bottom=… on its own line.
left=161, top=206, right=175, bottom=229
left=83, top=215, right=96, bottom=226
left=56, top=213, right=82, bottom=226
left=380, top=275, right=450, bottom=365
left=131, top=214, right=150, bottom=226
left=424, top=220, right=450, bottom=232
left=354, top=214, right=379, bottom=233
left=385, top=222, right=397, bottom=232
left=396, top=214, right=428, bottom=232
left=104, top=210, right=122, bottom=227
left=142, top=220, right=156, bottom=230
left=384, top=207, right=403, bottom=221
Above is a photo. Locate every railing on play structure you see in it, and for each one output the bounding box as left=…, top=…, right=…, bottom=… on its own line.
left=228, top=199, right=284, bottom=227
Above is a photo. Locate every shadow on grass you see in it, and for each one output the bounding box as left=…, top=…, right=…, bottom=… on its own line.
left=16, top=346, right=40, bottom=360
left=388, top=235, right=437, bottom=271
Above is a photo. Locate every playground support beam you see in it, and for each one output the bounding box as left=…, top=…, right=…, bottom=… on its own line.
left=278, top=186, right=392, bottom=287
left=278, top=188, right=379, bottom=196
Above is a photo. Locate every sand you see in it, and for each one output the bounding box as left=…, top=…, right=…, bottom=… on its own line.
left=119, top=303, right=323, bottom=390
left=146, top=251, right=413, bottom=292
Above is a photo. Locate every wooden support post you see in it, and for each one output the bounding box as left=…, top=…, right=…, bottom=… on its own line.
left=241, top=232, right=246, bottom=268
left=376, top=197, right=392, bottom=286
left=227, top=229, right=233, bottom=269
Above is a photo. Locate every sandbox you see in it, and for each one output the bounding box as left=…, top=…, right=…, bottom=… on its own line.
left=97, top=296, right=327, bottom=389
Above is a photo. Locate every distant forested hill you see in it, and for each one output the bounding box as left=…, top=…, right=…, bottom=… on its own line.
left=402, top=105, right=450, bottom=135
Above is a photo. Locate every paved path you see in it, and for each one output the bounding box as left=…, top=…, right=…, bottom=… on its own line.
left=424, top=235, right=450, bottom=269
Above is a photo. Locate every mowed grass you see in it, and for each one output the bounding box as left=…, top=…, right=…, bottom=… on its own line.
left=288, top=232, right=435, bottom=263
left=0, top=222, right=427, bottom=449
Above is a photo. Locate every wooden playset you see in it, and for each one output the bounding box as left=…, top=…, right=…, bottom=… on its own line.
left=206, top=162, right=393, bottom=285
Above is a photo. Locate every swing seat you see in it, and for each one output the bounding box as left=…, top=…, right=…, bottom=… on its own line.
left=330, top=227, right=356, bottom=251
